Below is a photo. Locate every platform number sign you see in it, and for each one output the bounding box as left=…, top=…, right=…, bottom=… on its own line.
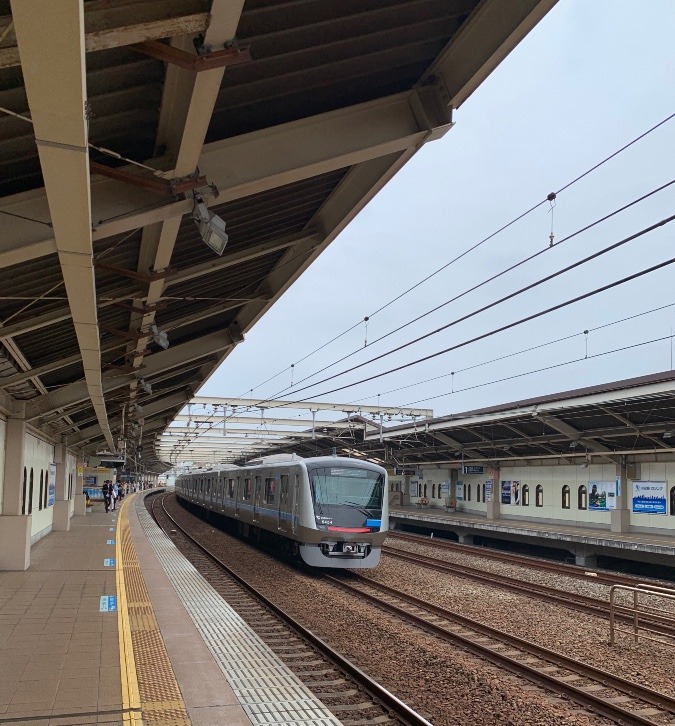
left=99, top=595, right=117, bottom=612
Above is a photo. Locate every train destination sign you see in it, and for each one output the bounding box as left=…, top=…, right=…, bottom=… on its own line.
left=463, top=466, right=484, bottom=474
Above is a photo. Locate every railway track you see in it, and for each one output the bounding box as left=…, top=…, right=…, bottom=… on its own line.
left=150, top=492, right=433, bottom=726
left=389, top=531, right=665, bottom=588
left=327, top=573, right=675, bottom=726
left=382, top=544, right=675, bottom=639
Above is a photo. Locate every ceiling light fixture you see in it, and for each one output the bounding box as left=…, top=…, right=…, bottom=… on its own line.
left=149, top=323, right=169, bottom=350
left=192, top=193, right=228, bottom=255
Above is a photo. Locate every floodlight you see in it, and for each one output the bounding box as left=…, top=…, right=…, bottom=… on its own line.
left=139, top=378, right=152, bottom=395
left=150, top=323, right=169, bottom=350
left=192, top=194, right=228, bottom=255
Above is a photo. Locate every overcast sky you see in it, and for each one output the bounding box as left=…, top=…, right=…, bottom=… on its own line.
left=195, top=0, right=675, bottom=430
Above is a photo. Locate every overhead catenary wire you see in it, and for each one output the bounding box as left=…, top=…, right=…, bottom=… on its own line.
left=347, top=300, right=675, bottom=403
left=222, top=112, right=675, bottom=402
left=169, top=227, right=675, bottom=458
left=244, top=213, right=675, bottom=404
left=263, top=177, right=675, bottom=398
left=400, top=333, right=675, bottom=408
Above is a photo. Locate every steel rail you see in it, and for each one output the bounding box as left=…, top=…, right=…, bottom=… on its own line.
left=152, top=493, right=433, bottom=726
left=389, top=531, right=666, bottom=588
left=382, top=545, right=675, bottom=637
left=326, top=574, right=675, bottom=726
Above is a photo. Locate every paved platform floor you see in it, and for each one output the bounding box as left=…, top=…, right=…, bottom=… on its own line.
left=0, top=494, right=253, bottom=726
left=391, top=505, right=675, bottom=560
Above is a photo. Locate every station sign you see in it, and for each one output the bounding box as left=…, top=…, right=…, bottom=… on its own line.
left=99, top=595, right=117, bottom=612
left=463, top=465, right=484, bottom=474
left=394, top=467, right=417, bottom=476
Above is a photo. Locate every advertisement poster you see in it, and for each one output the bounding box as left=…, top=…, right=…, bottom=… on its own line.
left=632, top=481, right=667, bottom=514
left=588, top=481, right=617, bottom=511
left=501, top=480, right=511, bottom=504
left=47, top=463, right=56, bottom=507
left=440, top=481, right=450, bottom=495
left=485, top=480, right=493, bottom=502
left=511, top=480, right=521, bottom=505
left=455, top=481, right=464, bottom=501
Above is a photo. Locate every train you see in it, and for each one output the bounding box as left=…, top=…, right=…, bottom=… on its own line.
left=174, top=454, right=388, bottom=568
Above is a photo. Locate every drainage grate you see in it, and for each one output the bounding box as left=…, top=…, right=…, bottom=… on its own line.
left=137, top=498, right=342, bottom=725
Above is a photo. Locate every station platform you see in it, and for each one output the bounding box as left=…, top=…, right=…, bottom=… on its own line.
left=0, top=492, right=341, bottom=726
left=390, top=505, right=675, bottom=569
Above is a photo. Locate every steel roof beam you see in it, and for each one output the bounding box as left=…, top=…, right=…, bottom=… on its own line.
left=0, top=88, right=451, bottom=269
left=421, top=0, right=559, bottom=109
left=25, top=329, right=236, bottom=420
left=11, top=0, right=114, bottom=449
left=0, top=1, right=209, bottom=69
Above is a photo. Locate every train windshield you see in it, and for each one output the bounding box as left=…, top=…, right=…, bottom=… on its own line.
left=309, top=466, right=383, bottom=530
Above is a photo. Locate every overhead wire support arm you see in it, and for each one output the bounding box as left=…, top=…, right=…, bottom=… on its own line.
left=89, top=161, right=206, bottom=196
left=131, top=39, right=252, bottom=72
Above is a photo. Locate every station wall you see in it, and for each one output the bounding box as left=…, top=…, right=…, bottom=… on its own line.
left=25, top=432, right=56, bottom=542
left=399, top=461, right=675, bottom=532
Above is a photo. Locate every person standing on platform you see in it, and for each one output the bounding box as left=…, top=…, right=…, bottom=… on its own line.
left=102, top=480, right=111, bottom=513
left=111, top=481, right=119, bottom=510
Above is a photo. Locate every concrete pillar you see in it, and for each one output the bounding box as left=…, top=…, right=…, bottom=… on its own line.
left=0, top=404, right=31, bottom=570
left=574, top=548, right=598, bottom=568
left=52, top=443, right=70, bottom=531
left=486, top=466, right=501, bottom=520
left=74, top=453, right=87, bottom=516
left=611, top=461, right=637, bottom=533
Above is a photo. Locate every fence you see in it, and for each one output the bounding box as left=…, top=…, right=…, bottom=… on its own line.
left=609, top=583, right=675, bottom=647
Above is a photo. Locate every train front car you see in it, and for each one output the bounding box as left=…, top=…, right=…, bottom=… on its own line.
left=299, top=457, right=388, bottom=568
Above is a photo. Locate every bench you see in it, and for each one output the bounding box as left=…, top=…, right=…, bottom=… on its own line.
left=416, top=497, right=430, bottom=507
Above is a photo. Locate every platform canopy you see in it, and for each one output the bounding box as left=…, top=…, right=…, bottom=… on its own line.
left=361, top=370, right=675, bottom=467
left=0, top=0, right=557, bottom=472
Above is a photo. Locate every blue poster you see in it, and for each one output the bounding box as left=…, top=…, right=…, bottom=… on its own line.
left=47, top=463, right=56, bottom=507
left=501, top=480, right=511, bottom=504
left=632, top=481, right=667, bottom=514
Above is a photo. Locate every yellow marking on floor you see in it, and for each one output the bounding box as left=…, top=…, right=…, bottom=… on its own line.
left=117, top=493, right=191, bottom=725
left=116, top=494, right=143, bottom=725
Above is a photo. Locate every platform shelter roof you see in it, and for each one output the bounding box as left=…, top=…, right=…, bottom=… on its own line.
left=0, top=0, right=556, bottom=472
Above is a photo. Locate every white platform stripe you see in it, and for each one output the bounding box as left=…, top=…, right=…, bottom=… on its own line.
left=136, top=499, right=342, bottom=725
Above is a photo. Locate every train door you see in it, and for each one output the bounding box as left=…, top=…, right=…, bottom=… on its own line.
left=292, top=472, right=300, bottom=535
left=253, top=475, right=262, bottom=522
left=235, top=476, right=241, bottom=517
left=278, top=470, right=290, bottom=532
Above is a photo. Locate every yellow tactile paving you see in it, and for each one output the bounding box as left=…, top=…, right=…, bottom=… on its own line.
left=116, top=494, right=191, bottom=725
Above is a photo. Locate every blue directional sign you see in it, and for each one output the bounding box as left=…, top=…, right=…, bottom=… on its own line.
left=99, top=595, right=117, bottom=612
left=103, top=559, right=115, bottom=567
left=107, top=539, right=115, bottom=545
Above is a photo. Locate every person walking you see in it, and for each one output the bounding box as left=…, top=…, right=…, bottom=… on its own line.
left=102, top=480, right=111, bottom=513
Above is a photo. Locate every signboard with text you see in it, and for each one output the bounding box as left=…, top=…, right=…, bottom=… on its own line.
left=463, top=465, right=484, bottom=474
left=632, top=481, right=667, bottom=514
left=47, top=463, right=56, bottom=507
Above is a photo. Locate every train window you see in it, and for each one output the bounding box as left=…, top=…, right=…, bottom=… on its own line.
left=562, top=485, right=570, bottom=509
left=265, top=478, right=276, bottom=504
left=522, top=484, right=530, bottom=506
left=578, top=485, right=587, bottom=510
left=243, top=478, right=252, bottom=500
left=228, top=479, right=235, bottom=498
left=280, top=475, right=289, bottom=503
left=536, top=485, right=543, bottom=507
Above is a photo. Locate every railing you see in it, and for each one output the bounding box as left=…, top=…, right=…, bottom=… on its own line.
left=609, top=583, right=675, bottom=647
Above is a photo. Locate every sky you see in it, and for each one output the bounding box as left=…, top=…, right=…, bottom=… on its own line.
left=191, top=0, right=675, bottom=436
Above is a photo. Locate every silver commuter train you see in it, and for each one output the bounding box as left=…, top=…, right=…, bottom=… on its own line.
left=174, top=454, right=388, bottom=568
